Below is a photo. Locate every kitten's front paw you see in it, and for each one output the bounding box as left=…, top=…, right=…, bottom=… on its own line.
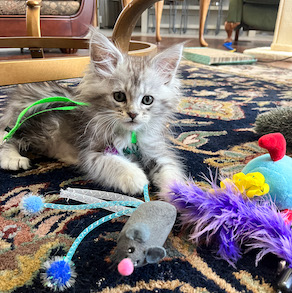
left=153, top=166, right=185, bottom=194
left=0, top=152, right=30, bottom=170
left=118, top=166, right=149, bottom=195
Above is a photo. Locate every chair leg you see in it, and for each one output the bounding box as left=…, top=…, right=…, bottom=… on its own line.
left=29, top=48, right=44, bottom=58
left=60, top=48, right=78, bottom=54
left=155, top=0, right=164, bottom=43
left=235, top=28, right=240, bottom=41
left=26, top=0, right=44, bottom=58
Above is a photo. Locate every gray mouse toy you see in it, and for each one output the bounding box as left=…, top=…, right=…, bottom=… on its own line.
left=113, top=200, right=177, bottom=276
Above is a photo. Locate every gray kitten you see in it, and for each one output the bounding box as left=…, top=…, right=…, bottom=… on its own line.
left=0, top=29, right=185, bottom=195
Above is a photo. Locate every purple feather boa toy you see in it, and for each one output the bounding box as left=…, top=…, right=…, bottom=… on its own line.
left=165, top=179, right=292, bottom=268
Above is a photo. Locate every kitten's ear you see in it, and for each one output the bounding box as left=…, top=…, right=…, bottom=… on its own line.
left=151, top=43, right=184, bottom=84
left=89, top=29, right=123, bottom=77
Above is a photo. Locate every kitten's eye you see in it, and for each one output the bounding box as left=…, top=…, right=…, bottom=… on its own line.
left=113, top=91, right=126, bottom=102
left=128, top=247, right=135, bottom=253
left=142, top=95, right=154, bottom=105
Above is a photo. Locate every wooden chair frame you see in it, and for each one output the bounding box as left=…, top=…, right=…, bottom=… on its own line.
left=0, top=0, right=159, bottom=86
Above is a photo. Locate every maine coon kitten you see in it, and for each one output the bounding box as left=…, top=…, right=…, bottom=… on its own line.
left=0, top=29, right=185, bottom=195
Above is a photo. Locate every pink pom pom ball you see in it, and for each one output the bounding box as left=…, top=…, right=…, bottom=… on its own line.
left=117, top=258, right=134, bottom=276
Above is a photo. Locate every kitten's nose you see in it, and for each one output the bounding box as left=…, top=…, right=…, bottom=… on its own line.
left=127, top=112, right=138, bottom=120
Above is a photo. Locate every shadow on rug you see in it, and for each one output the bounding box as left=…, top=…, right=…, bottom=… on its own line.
left=1, top=60, right=291, bottom=293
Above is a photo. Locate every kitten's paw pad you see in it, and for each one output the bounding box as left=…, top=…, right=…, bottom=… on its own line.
left=119, top=168, right=149, bottom=195
left=0, top=155, right=30, bottom=171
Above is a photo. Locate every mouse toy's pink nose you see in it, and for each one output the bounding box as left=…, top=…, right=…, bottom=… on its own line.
left=118, top=258, right=134, bottom=276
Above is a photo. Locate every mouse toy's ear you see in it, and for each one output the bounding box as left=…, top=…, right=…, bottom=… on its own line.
left=125, top=223, right=150, bottom=243
left=89, top=28, right=123, bottom=77
left=145, top=246, right=166, bottom=264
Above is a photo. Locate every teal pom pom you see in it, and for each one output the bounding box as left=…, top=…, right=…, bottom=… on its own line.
left=21, top=194, right=44, bottom=215
left=41, top=257, right=76, bottom=291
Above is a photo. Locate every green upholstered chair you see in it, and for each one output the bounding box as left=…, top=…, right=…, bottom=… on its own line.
left=225, top=0, right=280, bottom=42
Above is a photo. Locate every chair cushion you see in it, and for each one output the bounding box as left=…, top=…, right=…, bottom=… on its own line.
left=0, top=0, right=80, bottom=16
left=242, top=4, right=278, bottom=31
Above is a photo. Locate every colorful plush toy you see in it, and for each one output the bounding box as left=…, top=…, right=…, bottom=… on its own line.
left=165, top=178, right=292, bottom=269
left=242, top=133, right=292, bottom=210
left=21, top=186, right=176, bottom=290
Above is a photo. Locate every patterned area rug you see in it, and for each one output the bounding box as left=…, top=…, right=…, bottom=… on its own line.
left=1, top=60, right=292, bottom=293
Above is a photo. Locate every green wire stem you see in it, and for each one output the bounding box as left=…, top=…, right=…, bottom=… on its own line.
left=3, top=96, right=89, bottom=141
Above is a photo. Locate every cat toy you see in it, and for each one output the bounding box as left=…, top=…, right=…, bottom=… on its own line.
left=166, top=176, right=292, bottom=269
left=21, top=185, right=176, bottom=291
left=164, top=133, right=292, bottom=268
left=21, top=190, right=144, bottom=291
left=2, top=95, right=140, bottom=160
left=113, top=200, right=176, bottom=275
left=242, top=132, right=292, bottom=210
left=2, top=96, right=89, bottom=143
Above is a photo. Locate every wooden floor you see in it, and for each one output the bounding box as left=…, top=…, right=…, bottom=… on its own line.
left=132, top=35, right=273, bottom=53
left=0, top=35, right=272, bottom=60
left=1, top=34, right=290, bottom=69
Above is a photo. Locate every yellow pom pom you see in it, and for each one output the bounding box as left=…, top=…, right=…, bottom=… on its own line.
left=220, top=172, right=270, bottom=198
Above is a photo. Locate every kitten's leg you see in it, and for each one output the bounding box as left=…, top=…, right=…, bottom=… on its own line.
left=149, top=155, right=185, bottom=194
left=0, top=142, right=30, bottom=170
left=81, top=152, right=149, bottom=195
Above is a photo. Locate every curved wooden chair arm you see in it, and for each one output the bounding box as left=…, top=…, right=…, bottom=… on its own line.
left=112, top=0, right=160, bottom=52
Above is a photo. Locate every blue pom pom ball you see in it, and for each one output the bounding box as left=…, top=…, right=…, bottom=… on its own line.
left=21, top=195, right=44, bottom=214
left=42, top=257, right=76, bottom=291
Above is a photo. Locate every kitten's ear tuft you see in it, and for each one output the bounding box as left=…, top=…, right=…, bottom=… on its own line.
left=152, top=43, right=184, bottom=84
left=89, top=28, right=123, bottom=77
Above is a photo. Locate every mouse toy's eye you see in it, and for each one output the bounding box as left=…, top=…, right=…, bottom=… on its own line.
left=141, top=95, right=154, bottom=105
left=128, top=247, right=135, bottom=253
left=113, top=91, right=126, bottom=102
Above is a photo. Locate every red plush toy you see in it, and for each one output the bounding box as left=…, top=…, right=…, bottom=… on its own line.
left=258, top=132, right=286, bottom=162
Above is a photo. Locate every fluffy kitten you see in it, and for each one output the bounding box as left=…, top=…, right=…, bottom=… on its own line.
left=0, top=29, right=185, bottom=195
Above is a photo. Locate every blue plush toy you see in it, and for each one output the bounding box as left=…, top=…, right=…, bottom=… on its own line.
left=242, top=133, right=292, bottom=210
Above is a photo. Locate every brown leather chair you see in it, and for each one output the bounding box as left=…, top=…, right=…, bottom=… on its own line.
left=0, top=0, right=96, bottom=38
left=0, top=0, right=158, bottom=86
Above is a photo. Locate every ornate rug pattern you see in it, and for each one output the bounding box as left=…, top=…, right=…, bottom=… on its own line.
left=0, top=60, right=292, bottom=293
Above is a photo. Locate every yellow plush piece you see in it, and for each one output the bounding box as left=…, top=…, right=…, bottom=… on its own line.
left=220, top=172, right=269, bottom=198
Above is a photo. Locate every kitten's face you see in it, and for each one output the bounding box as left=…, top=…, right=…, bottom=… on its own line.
left=110, top=90, right=154, bottom=131
left=104, top=58, right=169, bottom=132
left=79, top=30, right=183, bottom=133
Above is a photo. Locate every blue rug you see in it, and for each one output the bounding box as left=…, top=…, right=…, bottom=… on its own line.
left=0, top=60, right=291, bottom=293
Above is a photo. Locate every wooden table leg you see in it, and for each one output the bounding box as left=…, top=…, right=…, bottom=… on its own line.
left=199, top=0, right=211, bottom=47
left=155, top=0, right=164, bottom=43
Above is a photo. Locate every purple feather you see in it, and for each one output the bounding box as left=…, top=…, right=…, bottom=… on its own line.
left=167, top=180, right=292, bottom=267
